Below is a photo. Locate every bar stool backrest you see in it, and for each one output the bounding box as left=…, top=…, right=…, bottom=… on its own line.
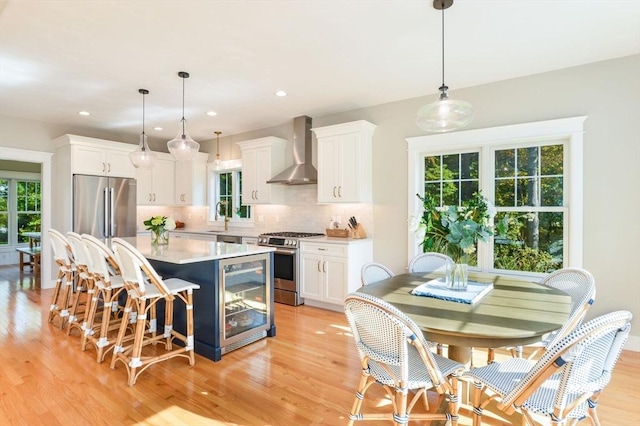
left=111, top=237, right=171, bottom=298
left=66, top=232, right=90, bottom=270
left=81, top=234, right=117, bottom=287
left=48, top=229, right=72, bottom=267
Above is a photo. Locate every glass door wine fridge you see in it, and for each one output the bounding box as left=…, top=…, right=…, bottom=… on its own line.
left=219, top=253, right=273, bottom=354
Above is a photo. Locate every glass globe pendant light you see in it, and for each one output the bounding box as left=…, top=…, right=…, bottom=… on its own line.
left=129, top=89, right=155, bottom=169
left=416, top=0, right=473, bottom=133
left=167, top=71, right=200, bottom=161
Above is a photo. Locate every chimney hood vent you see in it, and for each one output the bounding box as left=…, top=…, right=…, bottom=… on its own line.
left=267, top=115, right=317, bottom=185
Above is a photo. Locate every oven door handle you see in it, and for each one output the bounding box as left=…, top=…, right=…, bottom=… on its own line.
left=273, top=248, right=297, bottom=255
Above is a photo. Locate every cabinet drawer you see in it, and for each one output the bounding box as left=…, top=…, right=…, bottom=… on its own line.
left=300, top=242, right=347, bottom=257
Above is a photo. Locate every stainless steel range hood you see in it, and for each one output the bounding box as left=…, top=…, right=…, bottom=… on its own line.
left=267, top=115, right=317, bottom=185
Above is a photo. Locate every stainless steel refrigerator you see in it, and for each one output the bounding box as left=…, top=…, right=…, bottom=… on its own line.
left=73, top=174, right=137, bottom=238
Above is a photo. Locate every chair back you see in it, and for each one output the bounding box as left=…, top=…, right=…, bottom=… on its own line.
left=111, top=237, right=171, bottom=299
left=360, top=262, right=394, bottom=286
left=408, top=252, right=453, bottom=273
left=499, top=310, right=632, bottom=418
left=344, top=292, right=449, bottom=393
left=48, top=229, right=72, bottom=266
left=81, top=234, right=118, bottom=287
left=66, top=231, right=90, bottom=270
left=540, top=267, right=596, bottom=348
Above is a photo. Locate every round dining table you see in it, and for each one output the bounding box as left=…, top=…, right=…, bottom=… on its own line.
left=356, top=271, right=571, bottom=365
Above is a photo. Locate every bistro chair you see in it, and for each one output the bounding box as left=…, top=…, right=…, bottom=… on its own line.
left=344, top=292, right=463, bottom=426
left=407, top=252, right=453, bottom=274
left=407, top=252, right=454, bottom=356
left=465, top=310, right=631, bottom=426
left=110, top=237, right=200, bottom=386
left=360, top=262, right=394, bottom=286
left=65, top=232, right=94, bottom=337
left=81, top=234, right=128, bottom=363
left=47, top=229, right=75, bottom=329
left=487, top=267, right=596, bottom=364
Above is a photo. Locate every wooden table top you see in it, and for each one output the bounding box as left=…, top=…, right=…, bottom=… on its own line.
left=356, top=272, right=571, bottom=349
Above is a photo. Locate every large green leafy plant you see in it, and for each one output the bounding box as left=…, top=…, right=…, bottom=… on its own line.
left=416, top=192, right=494, bottom=263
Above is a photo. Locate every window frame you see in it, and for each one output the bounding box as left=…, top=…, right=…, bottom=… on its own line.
left=0, top=171, right=41, bottom=247
left=406, top=117, right=586, bottom=279
left=207, top=160, right=253, bottom=226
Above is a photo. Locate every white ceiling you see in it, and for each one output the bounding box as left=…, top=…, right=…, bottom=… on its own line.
left=1, top=0, right=639, bottom=144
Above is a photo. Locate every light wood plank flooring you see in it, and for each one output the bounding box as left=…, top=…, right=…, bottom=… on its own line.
left=1, top=265, right=638, bottom=425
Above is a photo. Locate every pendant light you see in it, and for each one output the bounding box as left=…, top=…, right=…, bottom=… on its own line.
left=167, top=71, right=200, bottom=161
left=416, top=0, right=473, bottom=133
left=129, top=89, right=155, bottom=169
left=214, top=131, right=222, bottom=168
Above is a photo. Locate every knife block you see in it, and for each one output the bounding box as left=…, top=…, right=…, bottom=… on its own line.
left=351, top=224, right=367, bottom=239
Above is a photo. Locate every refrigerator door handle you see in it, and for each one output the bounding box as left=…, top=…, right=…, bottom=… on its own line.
left=103, top=187, right=110, bottom=237
left=109, top=187, right=115, bottom=237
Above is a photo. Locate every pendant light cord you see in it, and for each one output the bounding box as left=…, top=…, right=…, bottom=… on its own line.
left=142, top=91, right=146, bottom=135
left=181, top=75, right=186, bottom=136
left=441, top=1, right=445, bottom=88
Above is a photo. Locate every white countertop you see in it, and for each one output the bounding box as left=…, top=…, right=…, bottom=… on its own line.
left=168, top=228, right=261, bottom=238
left=125, top=236, right=275, bottom=265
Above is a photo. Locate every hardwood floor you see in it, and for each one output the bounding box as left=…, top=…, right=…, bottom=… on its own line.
left=1, top=265, right=639, bottom=425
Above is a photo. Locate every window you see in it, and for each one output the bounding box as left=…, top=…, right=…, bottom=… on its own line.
left=209, top=163, right=251, bottom=222
left=0, top=176, right=41, bottom=246
left=407, top=117, right=585, bottom=278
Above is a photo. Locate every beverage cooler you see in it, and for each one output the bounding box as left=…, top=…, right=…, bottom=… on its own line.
left=219, top=253, right=273, bottom=353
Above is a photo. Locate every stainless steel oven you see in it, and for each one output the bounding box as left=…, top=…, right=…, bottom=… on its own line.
left=257, top=232, right=324, bottom=306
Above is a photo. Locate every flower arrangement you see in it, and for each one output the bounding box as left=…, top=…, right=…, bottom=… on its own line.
left=144, top=215, right=176, bottom=245
left=416, top=192, right=495, bottom=263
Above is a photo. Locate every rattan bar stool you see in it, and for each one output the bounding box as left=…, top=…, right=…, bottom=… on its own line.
left=65, top=232, right=94, bottom=337
left=110, top=237, right=201, bottom=386
left=81, top=234, right=128, bottom=363
left=47, top=229, right=75, bottom=329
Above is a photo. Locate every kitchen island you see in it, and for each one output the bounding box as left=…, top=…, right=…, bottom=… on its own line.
left=129, top=236, right=276, bottom=361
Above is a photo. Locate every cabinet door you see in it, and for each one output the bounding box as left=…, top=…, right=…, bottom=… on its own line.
left=241, top=148, right=258, bottom=204
left=175, top=157, right=207, bottom=205
left=73, top=145, right=107, bottom=175
left=323, top=255, right=348, bottom=304
left=136, top=168, right=153, bottom=205
left=254, top=146, right=272, bottom=203
left=317, top=136, right=341, bottom=203
left=152, top=157, right=175, bottom=205
left=105, top=149, right=135, bottom=178
left=335, top=134, right=360, bottom=202
left=300, top=252, right=324, bottom=301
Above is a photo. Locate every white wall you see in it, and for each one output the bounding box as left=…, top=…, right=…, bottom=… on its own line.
left=1, top=55, right=638, bottom=347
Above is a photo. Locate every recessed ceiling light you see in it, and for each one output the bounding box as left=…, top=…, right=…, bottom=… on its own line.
left=153, top=127, right=163, bottom=131
left=78, top=111, right=90, bottom=116
left=275, top=90, right=287, bottom=97
left=206, top=111, right=217, bottom=116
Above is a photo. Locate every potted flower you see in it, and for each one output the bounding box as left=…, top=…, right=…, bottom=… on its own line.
left=143, top=215, right=176, bottom=245
left=416, top=192, right=494, bottom=289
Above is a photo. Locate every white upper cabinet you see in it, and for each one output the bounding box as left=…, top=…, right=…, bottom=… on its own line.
left=136, top=153, right=175, bottom=205
left=52, top=134, right=136, bottom=178
left=237, top=137, right=287, bottom=205
left=174, top=152, right=208, bottom=205
left=312, top=120, right=376, bottom=203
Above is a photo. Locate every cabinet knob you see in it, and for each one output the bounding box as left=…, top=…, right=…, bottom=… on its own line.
left=107, top=163, right=111, bottom=173
left=317, top=261, right=322, bottom=272
left=338, top=186, right=342, bottom=197
left=148, top=193, right=152, bottom=202
left=323, top=261, right=327, bottom=273
left=102, top=162, right=106, bottom=173
left=333, top=186, right=337, bottom=197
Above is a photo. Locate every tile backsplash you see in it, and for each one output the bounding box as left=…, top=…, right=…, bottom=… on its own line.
left=136, top=185, right=373, bottom=236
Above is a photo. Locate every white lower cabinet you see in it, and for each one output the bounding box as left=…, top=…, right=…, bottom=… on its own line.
left=300, top=240, right=372, bottom=310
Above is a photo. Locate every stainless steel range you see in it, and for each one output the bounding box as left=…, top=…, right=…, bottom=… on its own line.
left=257, top=231, right=324, bottom=306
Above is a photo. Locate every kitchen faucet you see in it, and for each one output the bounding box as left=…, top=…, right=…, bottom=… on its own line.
left=215, top=201, right=230, bottom=231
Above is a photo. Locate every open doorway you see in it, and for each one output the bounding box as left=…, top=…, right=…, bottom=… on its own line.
left=0, top=148, right=52, bottom=288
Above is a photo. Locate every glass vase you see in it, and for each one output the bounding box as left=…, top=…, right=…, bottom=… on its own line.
left=449, top=261, right=468, bottom=291
left=151, top=227, right=169, bottom=245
